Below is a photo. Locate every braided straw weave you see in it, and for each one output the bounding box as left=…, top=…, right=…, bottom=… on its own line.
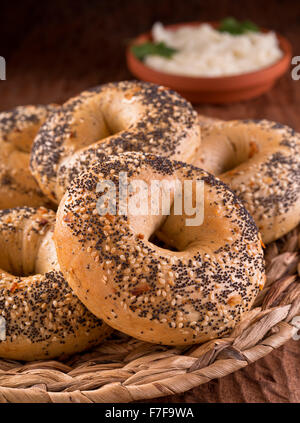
left=0, top=222, right=298, bottom=403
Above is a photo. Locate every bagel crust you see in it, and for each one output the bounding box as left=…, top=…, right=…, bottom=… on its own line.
left=30, top=81, right=200, bottom=203
left=0, top=105, right=56, bottom=209
left=54, top=152, right=265, bottom=346
left=194, top=119, right=300, bottom=244
left=0, top=207, right=111, bottom=361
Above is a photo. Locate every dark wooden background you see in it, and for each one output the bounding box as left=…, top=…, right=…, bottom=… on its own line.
left=0, top=0, right=299, bottom=402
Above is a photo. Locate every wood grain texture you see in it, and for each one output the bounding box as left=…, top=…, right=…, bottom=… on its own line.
left=0, top=0, right=299, bottom=403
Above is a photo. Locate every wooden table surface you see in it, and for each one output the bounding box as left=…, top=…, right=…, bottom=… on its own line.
left=0, top=0, right=299, bottom=403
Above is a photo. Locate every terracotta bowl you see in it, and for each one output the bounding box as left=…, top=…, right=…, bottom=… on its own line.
left=126, top=21, right=292, bottom=104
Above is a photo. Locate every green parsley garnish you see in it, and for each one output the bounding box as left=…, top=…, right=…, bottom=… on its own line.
left=218, top=17, right=259, bottom=35
left=131, top=41, right=177, bottom=61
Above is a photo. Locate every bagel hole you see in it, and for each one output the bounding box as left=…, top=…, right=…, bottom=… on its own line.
left=0, top=239, right=53, bottom=277
left=0, top=261, right=35, bottom=277
left=208, top=132, right=260, bottom=175
left=217, top=142, right=250, bottom=174
left=219, top=152, right=251, bottom=174
left=148, top=232, right=179, bottom=252
left=0, top=250, right=38, bottom=277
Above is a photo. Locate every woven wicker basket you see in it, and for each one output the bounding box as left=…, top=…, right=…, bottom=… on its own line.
left=0, top=223, right=299, bottom=403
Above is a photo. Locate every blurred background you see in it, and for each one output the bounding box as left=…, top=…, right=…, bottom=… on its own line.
left=0, top=0, right=299, bottom=127
left=0, top=0, right=299, bottom=403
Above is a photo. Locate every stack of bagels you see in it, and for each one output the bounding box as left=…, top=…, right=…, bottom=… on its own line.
left=0, top=81, right=299, bottom=361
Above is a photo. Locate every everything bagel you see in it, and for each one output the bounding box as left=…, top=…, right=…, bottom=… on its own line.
left=0, top=105, right=56, bottom=209
left=194, top=119, right=300, bottom=244
left=54, top=152, right=265, bottom=346
left=30, top=81, right=200, bottom=203
left=0, top=207, right=112, bottom=361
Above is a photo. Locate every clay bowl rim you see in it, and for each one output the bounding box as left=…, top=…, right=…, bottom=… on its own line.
left=126, top=21, right=292, bottom=92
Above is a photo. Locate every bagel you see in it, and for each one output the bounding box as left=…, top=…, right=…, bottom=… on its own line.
left=30, top=81, right=200, bottom=203
left=54, top=152, right=265, bottom=346
left=198, top=114, right=221, bottom=126
left=194, top=119, right=300, bottom=244
left=0, top=207, right=112, bottom=361
left=0, top=105, right=57, bottom=209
